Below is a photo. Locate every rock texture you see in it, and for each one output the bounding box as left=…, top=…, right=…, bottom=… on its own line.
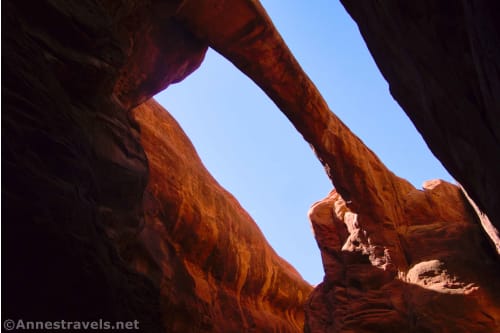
left=2, top=1, right=203, bottom=328
left=172, top=1, right=500, bottom=331
left=130, top=99, right=311, bottom=332
left=4, top=0, right=500, bottom=332
left=3, top=1, right=310, bottom=331
left=339, top=0, right=500, bottom=248
left=306, top=181, right=500, bottom=332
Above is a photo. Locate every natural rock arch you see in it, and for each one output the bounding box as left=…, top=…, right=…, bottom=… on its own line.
left=4, top=0, right=499, bottom=332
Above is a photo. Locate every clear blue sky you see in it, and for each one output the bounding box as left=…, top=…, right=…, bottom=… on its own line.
left=155, top=1, right=453, bottom=285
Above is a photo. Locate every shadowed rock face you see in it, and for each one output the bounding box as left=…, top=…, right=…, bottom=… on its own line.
left=130, top=99, right=311, bottom=332
left=3, top=0, right=500, bottom=332
left=2, top=0, right=205, bottom=329
left=339, top=0, right=500, bottom=248
left=3, top=0, right=309, bottom=331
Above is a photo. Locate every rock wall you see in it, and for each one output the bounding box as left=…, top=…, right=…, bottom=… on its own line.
left=130, top=99, right=311, bottom=332
left=339, top=0, right=500, bottom=249
left=3, top=0, right=308, bottom=331
left=172, top=1, right=500, bottom=331
left=306, top=181, right=500, bottom=332
left=2, top=1, right=198, bottom=328
left=4, top=0, right=500, bottom=332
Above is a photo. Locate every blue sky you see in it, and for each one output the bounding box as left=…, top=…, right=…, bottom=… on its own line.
left=155, top=1, right=453, bottom=284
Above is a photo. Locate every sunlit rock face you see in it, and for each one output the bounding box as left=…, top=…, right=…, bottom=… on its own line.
left=305, top=180, right=500, bottom=333
left=177, top=2, right=500, bottom=331
left=339, top=0, right=500, bottom=243
left=130, top=99, right=311, bottom=332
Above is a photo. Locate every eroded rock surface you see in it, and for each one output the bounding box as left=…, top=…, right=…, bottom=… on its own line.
left=4, top=0, right=500, bottom=332
left=3, top=0, right=310, bottom=331
left=172, top=2, right=500, bottom=331
left=2, top=0, right=205, bottom=328
left=130, top=99, right=311, bottom=332
left=339, top=0, right=500, bottom=242
left=306, top=180, right=500, bottom=333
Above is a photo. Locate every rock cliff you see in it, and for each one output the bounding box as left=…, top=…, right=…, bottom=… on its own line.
left=130, top=99, right=311, bottom=332
left=174, top=1, right=500, bottom=331
left=339, top=0, right=500, bottom=250
left=3, top=0, right=310, bottom=331
left=3, top=0, right=500, bottom=332
left=306, top=181, right=500, bottom=332
left=2, top=1, right=192, bottom=329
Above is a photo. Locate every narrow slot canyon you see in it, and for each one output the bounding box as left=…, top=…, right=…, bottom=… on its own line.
left=3, top=1, right=500, bottom=332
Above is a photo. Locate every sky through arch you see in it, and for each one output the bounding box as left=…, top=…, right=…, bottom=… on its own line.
left=155, top=1, right=453, bottom=284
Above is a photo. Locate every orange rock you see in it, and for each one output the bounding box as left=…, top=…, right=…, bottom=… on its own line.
left=306, top=180, right=500, bottom=332
left=173, top=3, right=500, bottom=331
left=5, top=0, right=499, bottom=331
left=131, top=99, right=312, bottom=332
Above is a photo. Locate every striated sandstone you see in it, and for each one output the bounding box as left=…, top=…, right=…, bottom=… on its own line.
left=172, top=2, right=500, bottom=331
left=130, top=99, right=311, bottom=332
left=176, top=0, right=419, bottom=275
left=306, top=181, right=500, bottom=332
left=4, top=0, right=500, bottom=332
left=4, top=0, right=311, bottom=331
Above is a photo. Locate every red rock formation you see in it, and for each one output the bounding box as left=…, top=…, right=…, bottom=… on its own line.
left=339, top=0, right=500, bottom=246
left=306, top=181, right=500, bottom=332
left=4, top=1, right=310, bottom=331
left=174, top=0, right=413, bottom=283
left=130, top=99, right=311, bottom=332
left=4, top=0, right=500, bottom=332
left=173, top=2, right=500, bottom=331
left=2, top=0, right=203, bottom=329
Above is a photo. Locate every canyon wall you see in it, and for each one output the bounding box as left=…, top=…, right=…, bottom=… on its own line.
left=174, top=1, right=500, bottom=331
left=3, top=0, right=499, bottom=332
left=3, top=1, right=308, bottom=331
left=130, top=99, right=311, bottom=332
left=306, top=180, right=500, bottom=333
left=339, top=0, right=500, bottom=250
left=3, top=1, right=189, bottom=329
